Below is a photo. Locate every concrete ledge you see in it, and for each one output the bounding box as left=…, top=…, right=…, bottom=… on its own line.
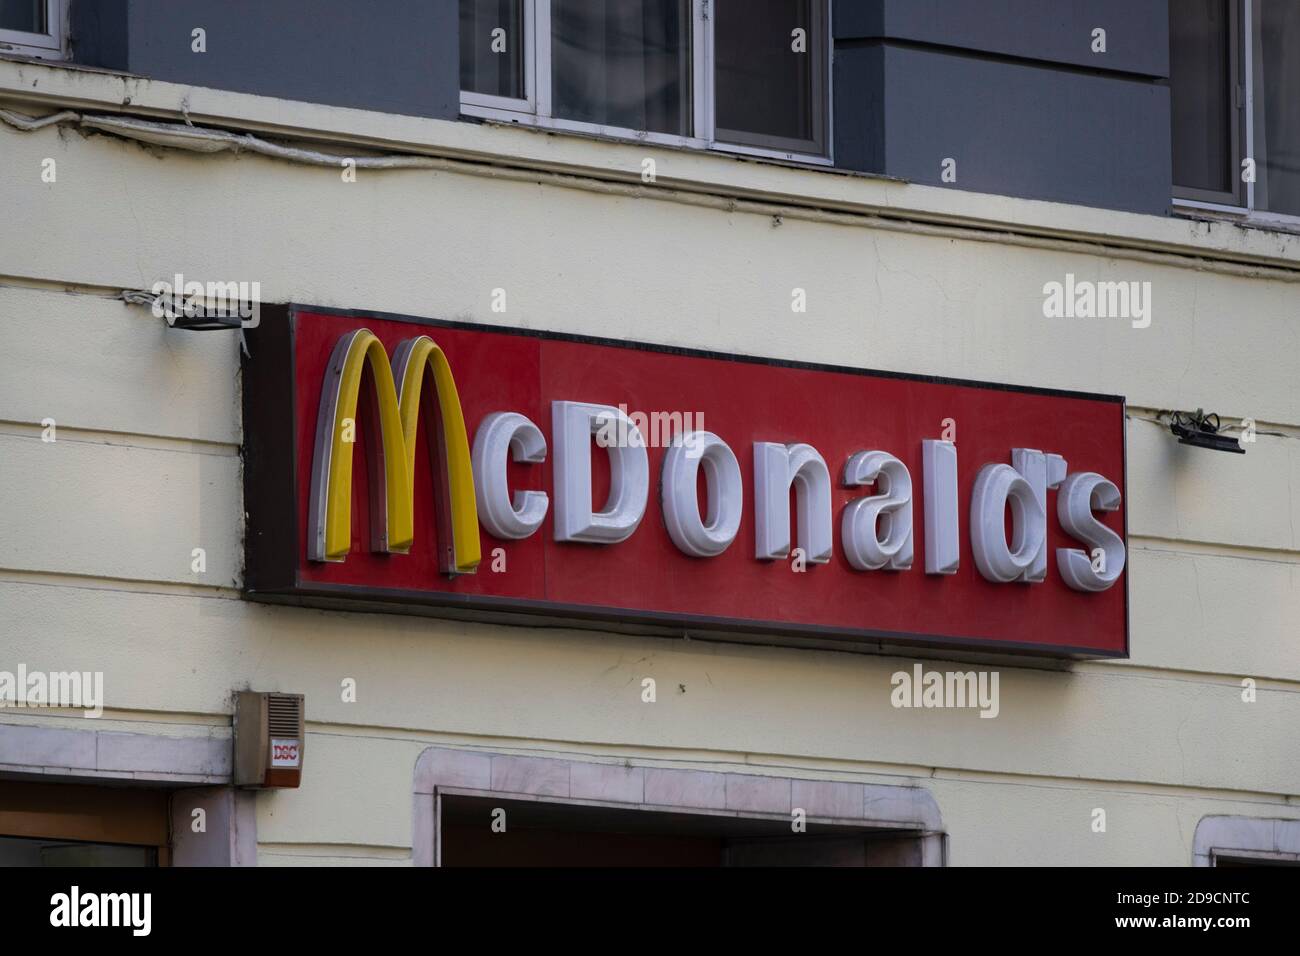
left=2, top=57, right=1300, bottom=273
left=412, top=746, right=944, bottom=867
left=0, top=722, right=231, bottom=784
left=0, top=721, right=252, bottom=866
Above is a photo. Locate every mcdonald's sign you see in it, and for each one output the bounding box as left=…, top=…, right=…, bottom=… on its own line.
left=243, top=306, right=1129, bottom=658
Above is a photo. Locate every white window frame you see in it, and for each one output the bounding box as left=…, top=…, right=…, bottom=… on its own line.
left=1173, top=0, right=1300, bottom=232
left=460, top=0, right=833, bottom=167
left=0, top=0, right=66, bottom=59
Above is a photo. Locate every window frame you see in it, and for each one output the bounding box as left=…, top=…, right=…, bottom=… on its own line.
left=460, top=0, right=834, bottom=166
left=460, top=0, right=538, bottom=116
left=1171, top=0, right=1245, bottom=208
left=1173, top=0, right=1300, bottom=229
left=0, top=0, right=66, bottom=59
left=705, top=0, right=830, bottom=159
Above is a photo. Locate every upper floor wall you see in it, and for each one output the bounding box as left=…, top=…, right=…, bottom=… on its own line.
left=833, top=0, right=1171, bottom=215
left=69, top=0, right=460, bottom=121
left=5, top=1, right=1280, bottom=221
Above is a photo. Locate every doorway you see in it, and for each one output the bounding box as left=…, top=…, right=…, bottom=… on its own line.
left=441, top=793, right=925, bottom=865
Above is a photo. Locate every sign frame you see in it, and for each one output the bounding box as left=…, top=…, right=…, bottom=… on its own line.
left=242, top=304, right=1130, bottom=660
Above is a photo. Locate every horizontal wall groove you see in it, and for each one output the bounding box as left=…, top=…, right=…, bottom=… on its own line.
left=0, top=415, right=1292, bottom=462
left=0, top=568, right=241, bottom=598
left=12, top=714, right=1285, bottom=809
left=1130, top=539, right=1300, bottom=567
left=0, top=422, right=239, bottom=457
left=834, top=36, right=1167, bottom=83
left=304, top=731, right=1300, bottom=808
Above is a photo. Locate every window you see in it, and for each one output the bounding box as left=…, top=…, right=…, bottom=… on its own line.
left=461, top=0, right=528, bottom=103
left=1250, top=1, right=1300, bottom=218
left=713, top=0, right=827, bottom=155
left=550, top=0, right=692, bottom=137
left=1170, top=0, right=1240, bottom=205
left=1170, top=0, right=1300, bottom=221
left=0, top=0, right=64, bottom=59
left=459, top=0, right=831, bottom=163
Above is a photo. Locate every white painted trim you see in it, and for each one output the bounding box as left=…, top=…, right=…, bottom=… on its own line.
left=692, top=0, right=709, bottom=142
left=465, top=107, right=707, bottom=150
left=1172, top=197, right=1248, bottom=217
left=1243, top=0, right=1255, bottom=212
left=708, top=139, right=833, bottom=167
left=532, top=0, right=551, bottom=119
left=699, top=0, right=715, bottom=143
left=460, top=91, right=530, bottom=114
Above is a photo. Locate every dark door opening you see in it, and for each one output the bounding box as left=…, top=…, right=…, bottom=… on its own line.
left=440, top=794, right=923, bottom=866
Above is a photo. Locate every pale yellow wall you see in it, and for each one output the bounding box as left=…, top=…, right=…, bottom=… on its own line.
left=1, top=62, right=1297, bottom=865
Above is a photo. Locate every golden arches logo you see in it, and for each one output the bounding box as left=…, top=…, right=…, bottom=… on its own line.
left=308, top=329, right=480, bottom=574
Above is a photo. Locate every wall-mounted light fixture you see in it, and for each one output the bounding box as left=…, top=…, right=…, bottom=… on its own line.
left=166, top=312, right=243, bottom=331
left=1167, top=409, right=1244, bottom=454
left=120, top=282, right=258, bottom=331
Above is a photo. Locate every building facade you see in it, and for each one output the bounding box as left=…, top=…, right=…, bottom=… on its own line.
left=1, top=0, right=1298, bottom=866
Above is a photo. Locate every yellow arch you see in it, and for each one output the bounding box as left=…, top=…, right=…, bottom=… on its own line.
left=318, top=330, right=413, bottom=561
left=393, top=336, right=481, bottom=574
left=310, top=329, right=479, bottom=575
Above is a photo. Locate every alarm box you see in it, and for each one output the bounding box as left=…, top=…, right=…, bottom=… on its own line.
left=234, top=691, right=304, bottom=789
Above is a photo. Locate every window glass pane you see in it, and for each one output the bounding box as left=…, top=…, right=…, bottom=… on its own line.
left=715, top=0, right=825, bottom=152
left=1170, top=0, right=1233, bottom=196
left=551, top=0, right=691, bottom=136
left=460, top=0, right=525, bottom=100
left=1253, top=0, right=1300, bottom=216
left=0, top=0, right=46, bottom=34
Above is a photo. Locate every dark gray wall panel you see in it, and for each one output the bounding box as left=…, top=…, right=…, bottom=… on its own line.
left=69, top=0, right=129, bottom=71
left=837, top=0, right=1169, bottom=78
left=832, top=1, right=884, bottom=40
left=69, top=1, right=1173, bottom=217
left=832, top=43, right=885, bottom=174
left=70, top=0, right=459, bottom=120
left=878, top=45, right=1171, bottom=214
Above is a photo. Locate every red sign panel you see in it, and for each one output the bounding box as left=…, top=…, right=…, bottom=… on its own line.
left=243, top=306, right=1128, bottom=658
